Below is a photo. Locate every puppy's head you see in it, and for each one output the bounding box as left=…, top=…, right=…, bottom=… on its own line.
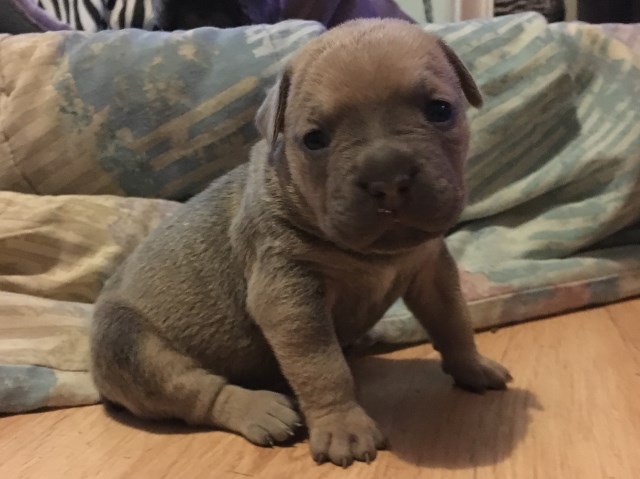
left=256, top=19, right=482, bottom=254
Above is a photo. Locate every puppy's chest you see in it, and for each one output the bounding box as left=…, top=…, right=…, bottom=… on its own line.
left=322, top=261, right=410, bottom=345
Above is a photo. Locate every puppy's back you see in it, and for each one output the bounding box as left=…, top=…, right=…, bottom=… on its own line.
left=94, top=164, right=256, bottom=360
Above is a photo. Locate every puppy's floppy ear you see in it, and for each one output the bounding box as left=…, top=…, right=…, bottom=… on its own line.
left=255, top=68, right=291, bottom=145
left=437, top=39, right=483, bottom=108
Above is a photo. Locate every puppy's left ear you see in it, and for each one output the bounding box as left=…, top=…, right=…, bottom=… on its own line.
left=437, top=39, right=483, bottom=108
left=255, top=68, right=291, bottom=145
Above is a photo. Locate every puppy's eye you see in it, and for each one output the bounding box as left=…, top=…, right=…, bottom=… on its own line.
left=302, top=129, right=330, bottom=151
left=425, top=100, right=454, bottom=123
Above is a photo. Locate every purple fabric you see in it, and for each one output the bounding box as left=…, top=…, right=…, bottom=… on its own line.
left=6, top=0, right=70, bottom=31
left=240, top=0, right=413, bottom=28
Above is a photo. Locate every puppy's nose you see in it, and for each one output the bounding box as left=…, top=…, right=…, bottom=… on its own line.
left=357, top=144, right=419, bottom=211
left=363, top=174, right=414, bottom=200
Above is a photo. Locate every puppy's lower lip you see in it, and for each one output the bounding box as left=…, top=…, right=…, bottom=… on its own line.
left=376, top=208, right=403, bottom=224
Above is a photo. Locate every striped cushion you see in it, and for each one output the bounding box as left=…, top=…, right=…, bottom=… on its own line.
left=0, top=192, right=177, bottom=303
left=0, top=192, right=178, bottom=412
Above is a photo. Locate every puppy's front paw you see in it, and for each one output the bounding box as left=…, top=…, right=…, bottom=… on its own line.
left=442, top=354, right=513, bottom=392
left=214, top=386, right=302, bottom=446
left=308, top=404, right=387, bottom=467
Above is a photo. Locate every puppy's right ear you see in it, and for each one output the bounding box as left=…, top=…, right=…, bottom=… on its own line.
left=437, top=39, right=483, bottom=109
left=255, top=69, right=291, bottom=145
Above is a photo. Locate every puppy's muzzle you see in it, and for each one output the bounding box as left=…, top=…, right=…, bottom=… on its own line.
left=356, top=145, right=420, bottom=215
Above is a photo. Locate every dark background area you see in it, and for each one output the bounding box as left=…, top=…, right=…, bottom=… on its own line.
left=578, top=0, right=640, bottom=23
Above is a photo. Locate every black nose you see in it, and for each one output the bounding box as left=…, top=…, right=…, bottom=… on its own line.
left=363, top=173, right=414, bottom=200
left=356, top=145, right=420, bottom=211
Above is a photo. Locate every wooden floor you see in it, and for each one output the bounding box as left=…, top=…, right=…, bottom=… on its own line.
left=1, top=299, right=639, bottom=479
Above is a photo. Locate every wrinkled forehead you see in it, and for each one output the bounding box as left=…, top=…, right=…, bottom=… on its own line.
left=287, top=27, right=460, bottom=119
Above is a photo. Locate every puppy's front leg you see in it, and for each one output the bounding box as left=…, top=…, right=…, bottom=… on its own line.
left=404, top=241, right=512, bottom=392
left=248, top=257, right=386, bottom=466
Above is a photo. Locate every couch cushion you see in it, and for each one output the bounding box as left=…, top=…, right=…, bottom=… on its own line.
left=0, top=20, right=325, bottom=199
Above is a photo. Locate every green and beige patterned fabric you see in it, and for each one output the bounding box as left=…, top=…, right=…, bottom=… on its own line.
left=0, top=21, right=325, bottom=199
left=0, top=14, right=639, bottom=412
left=0, top=193, right=178, bottom=411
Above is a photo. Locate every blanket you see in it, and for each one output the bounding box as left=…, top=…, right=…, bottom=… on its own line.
left=1, top=14, right=639, bottom=413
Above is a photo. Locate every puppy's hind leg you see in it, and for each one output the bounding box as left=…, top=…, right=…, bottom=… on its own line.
left=90, top=301, right=302, bottom=445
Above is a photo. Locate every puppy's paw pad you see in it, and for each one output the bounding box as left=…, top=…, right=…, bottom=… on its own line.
left=309, top=404, right=386, bottom=467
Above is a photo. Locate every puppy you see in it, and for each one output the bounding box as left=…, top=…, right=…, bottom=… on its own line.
left=90, top=19, right=511, bottom=467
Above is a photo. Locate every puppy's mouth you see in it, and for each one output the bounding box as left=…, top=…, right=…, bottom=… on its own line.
left=369, top=225, right=441, bottom=252
left=376, top=207, right=402, bottom=221
left=375, top=203, right=457, bottom=231
left=319, top=187, right=464, bottom=253
left=324, top=212, right=448, bottom=254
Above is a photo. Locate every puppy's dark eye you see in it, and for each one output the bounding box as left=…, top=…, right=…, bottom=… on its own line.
left=302, top=129, right=330, bottom=151
left=425, top=100, right=454, bottom=123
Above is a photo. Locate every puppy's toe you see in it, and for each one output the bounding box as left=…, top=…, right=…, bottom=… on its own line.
left=480, top=357, right=513, bottom=390
left=243, top=416, right=302, bottom=445
left=249, top=392, right=302, bottom=443
left=221, top=388, right=303, bottom=445
left=445, top=354, right=512, bottom=392
left=310, top=429, right=331, bottom=464
left=245, top=425, right=276, bottom=446
left=264, top=395, right=302, bottom=432
left=308, top=404, right=386, bottom=467
left=351, top=433, right=378, bottom=463
left=328, top=435, right=355, bottom=468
